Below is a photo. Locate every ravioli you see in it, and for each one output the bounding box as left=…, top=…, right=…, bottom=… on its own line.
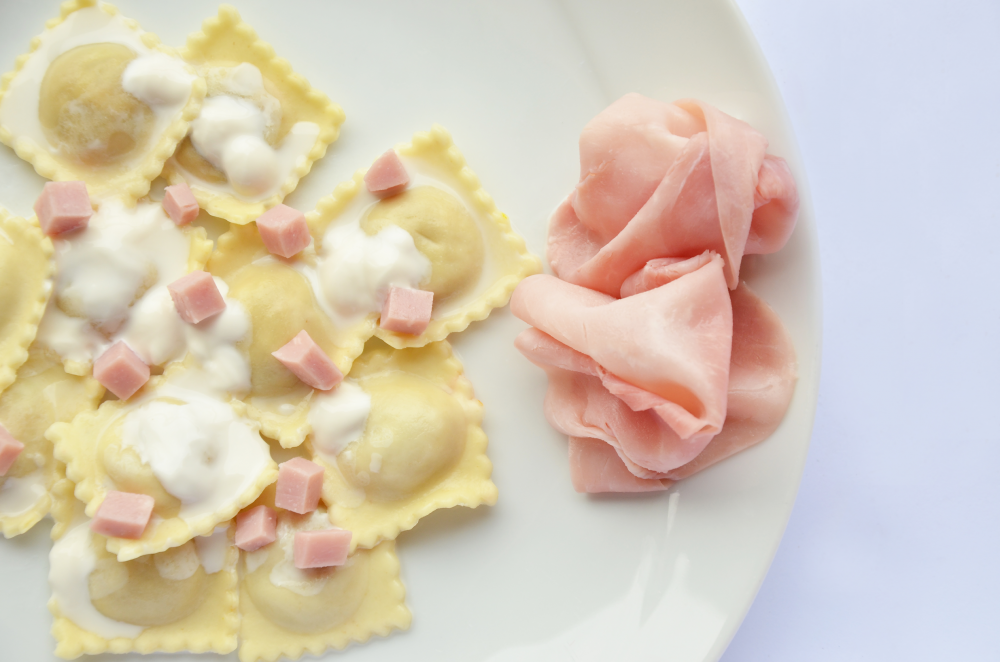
left=207, top=223, right=375, bottom=447
left=306, top=125, right=542, bottom=349
left=0, top=345, right=102, bottom=538
left=162, top=5, right=345, bottom=225
left=0, top=1, right=205, bottom=203
left=48, top=365, right=278, bottom=561
left=0, top=208, right=53, bottom=394
left=314, top=339, right=497, bottom=552
left=238, top=509, right=409, bottom=662
left=48, top=476, right=239, bottom=659
left=34, top=198, right=213, bottom=377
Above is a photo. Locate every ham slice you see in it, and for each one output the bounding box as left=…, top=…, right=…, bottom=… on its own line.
left=511, top=254, right=733, bottom=474
left=548, top=94, right=799, bottom=294
left=527, top=279, right=797, bottom=492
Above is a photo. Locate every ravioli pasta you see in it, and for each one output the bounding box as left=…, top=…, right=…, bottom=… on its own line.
left=48, top=476, right=238, bottom=659
left=48, top=367, right=277, bottom=561
left=307, top=125, right=541, bottom=349
left=162, top=5, right=345, bottom=224
left=238, top=509, right=409, bottom=662
left=315, top=339, right=497, bottom=552
left=0, top=0, right=205, bottom=203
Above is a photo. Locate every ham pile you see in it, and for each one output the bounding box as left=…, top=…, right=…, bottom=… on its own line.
left=512, top=94, right=801, bottom=493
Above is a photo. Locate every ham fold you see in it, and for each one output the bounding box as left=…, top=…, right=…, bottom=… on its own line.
left=521, top=277, right=797, bottom=493
left=547, top=93, right=799, bottom=295
left=511, top=254, right=734, bottom=476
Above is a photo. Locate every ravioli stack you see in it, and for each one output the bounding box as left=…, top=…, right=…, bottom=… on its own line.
left=0, top=2, right=540, bottom=660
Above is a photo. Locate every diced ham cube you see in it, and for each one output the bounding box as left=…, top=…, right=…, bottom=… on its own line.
left=93, top=342, right=150, bottom=400
left=168, top=270, right=226, bottom=324
left=90, top=491, right=155, bottom=539
left=271, top=330, right=343, bottom=391
left=256, top=204, right=311, bottom=258
left=364, top=150, right=409, bottom=198
left=293, top=529, right=352, bottom=569
left=162, top=183, right=200, bottom=226
left=0, top=425, right=25, bottom=476
left=380, top=286, right=433, bottom=335
left=235, top=505, right=277, bottom=551
left=274, top=458, right=324, bottom=514
left=33, top=181, right=92, bottom=236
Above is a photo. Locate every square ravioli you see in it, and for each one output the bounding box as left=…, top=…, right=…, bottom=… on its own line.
left=0, top=207, right=53, bottom=394
left=48, top=476, right=239, bottom=659
left=162, top=5, right=345, bottom=225
left=33, top=196, right=215, bottom=379
left=0, top=1, right=206, bottom=203
left=307, top=125, right=542, bottom=349
left=0, top=344, right=102, bottom=538
left=238, top=509, right=410, bottom=662
left=314, top=338, right=497, bottom=553
left=207, top=223, right=376, bottom=448
left=48, top=364, right=278, bottom=561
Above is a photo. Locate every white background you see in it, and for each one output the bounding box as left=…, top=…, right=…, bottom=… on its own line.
left=723, top=1, right=1000, bottom=660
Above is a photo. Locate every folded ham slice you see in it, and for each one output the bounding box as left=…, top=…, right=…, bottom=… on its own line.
left=511, top=254, right=733, bottom=475
left=528, top=279, right=797, bottom=492
left=548, top=93, right=799, bottom=294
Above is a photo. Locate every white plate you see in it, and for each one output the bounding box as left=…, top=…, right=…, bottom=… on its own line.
left=0, top=1, right=820, bottom=660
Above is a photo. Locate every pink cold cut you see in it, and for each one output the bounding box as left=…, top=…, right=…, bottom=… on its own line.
left=0, top=425, right=25, bottom=476
left=380, top=286, right=433, bottom=335
left=294, top=529, right=352, bottom=569
left=168, top=270, right=226, bottom=324
left=236, top=505, right=277, bottom=551
left=567, top=437, right=671, bottom=493
left=90, top=491, right=155, bottom=539
left=547, top=94, right=799, bottom=294
left=274, top=458, right=324, bottom=514
left=93, top=342, right=150, bottom=400
left=271, top=330, right=343, bottom=391
left=162, top=183, right=200, bottom=226
left=364, top=150, right=410, bottom=198
left=33, top=181, right=92, bottom=236
left=256, top=204, right=311, bottom=258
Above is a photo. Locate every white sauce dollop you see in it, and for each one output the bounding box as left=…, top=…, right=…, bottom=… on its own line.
left=194, top=525, right=231, bottom=575
left=120, top=386, right=272, bottom=522
left=317, top=222, right=431, bottom=323
left=49, top=523, right=145, bottom=640
left=121, top=52, right=195, bottom=107
left=0, top=470, right=48, bottom=517
left=308, top=380, right=371, bottom=464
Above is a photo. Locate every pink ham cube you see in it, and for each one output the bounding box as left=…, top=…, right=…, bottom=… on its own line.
left=168, top=270, right=226, bottom=324
left=0, top=425, right=25, bottom=476
left=271, top=330, right=343, bottom=391
left=256, top=204, right=311, bottom=258
left=162, top=183, right=200, bottom=226
left=364, top=150, right=409, bottom=198
left=93, top=342, right=150, bottom=400
left=380, top=287, right=433, bottom=335
left=90, top=491, right=155, bottom=539
left=235, top=505, right=277, bottom=551
left=34, top=181, right=92, bottom=236
left=293, top=529, right=352, bottom=569
left=274, top=458, right=324, bottom=514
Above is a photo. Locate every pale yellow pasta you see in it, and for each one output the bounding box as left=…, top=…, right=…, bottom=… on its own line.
left=316, top=339, right=497, bottom=552
left=208, top=224, right=375, bottom=447
left=0, top=0, right=206, bottom=203
left=238, top=510, right=409, bottom=662
left=0, top=344, right=102, bottom=538
left=48, top=476, right=239, bottom=659
left=307, top=125, right=542, bottom=349
left=162, top=4, right=345, bottom=224
left=48, top=365, right=278, bottom=561
left=0, top=208, right=53, bottom=394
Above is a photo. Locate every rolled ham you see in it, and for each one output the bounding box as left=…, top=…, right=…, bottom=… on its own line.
left=547, top=93, right=799, bottom=294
